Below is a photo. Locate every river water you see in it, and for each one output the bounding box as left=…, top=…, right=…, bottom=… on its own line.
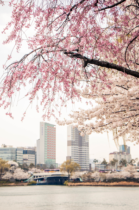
left=0, top=186, right=138, bottom=210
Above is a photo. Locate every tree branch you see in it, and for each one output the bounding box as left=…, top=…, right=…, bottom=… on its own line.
left=64, top=51, right=139, bottom=78
left=98, top=0, right=126, bottom=11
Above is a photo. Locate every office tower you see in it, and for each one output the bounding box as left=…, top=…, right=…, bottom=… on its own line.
left=37, top=122, right=56, bottom=167
left=119, top=145, right=130, bottom=154
left=67, top=125, right=89, bottom=171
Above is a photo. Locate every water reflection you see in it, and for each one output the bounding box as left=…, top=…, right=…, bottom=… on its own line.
left=0, top=186, right=139, bottom=210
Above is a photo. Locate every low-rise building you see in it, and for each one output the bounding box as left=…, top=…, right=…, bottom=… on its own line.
left=0, top=147, right=16, bottom=161
left=109, top=152, right=131, bottom=168
left=23, top=149, right=36, bottom=166
left=16, top=148, right=23, bottom=165
left=95, top=164, right=106, bottom=171
left=0, top=145, right=36, bottom=166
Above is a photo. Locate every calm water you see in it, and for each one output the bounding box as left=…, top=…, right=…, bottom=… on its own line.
left=0, top=185, right=139, bottom=210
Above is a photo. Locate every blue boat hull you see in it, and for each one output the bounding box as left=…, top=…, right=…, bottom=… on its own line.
left=36, top=182, right=48, bottom=185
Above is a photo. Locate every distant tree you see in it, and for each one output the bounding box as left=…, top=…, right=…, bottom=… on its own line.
left=110, top=159, right=118, bottom=170
left=101, top=159, right=108, bottom=165
left=22, top=163, right=29, bottom=171
left=29, top=163, right=35, bottom=168
left=120, top=159, right=127, bottom=167
left=60, top=160, right=80, bottom=179
left=0, top=158, right=10, bottom=180
left=129, top=158, right=138, bottom=166
left=49, top=164, right=55, bottom=169
left=36, top=164, right=40, bottom=169
left=93, top=159, right=98, bottom=164
left=93, top=159, right=98, bottom=171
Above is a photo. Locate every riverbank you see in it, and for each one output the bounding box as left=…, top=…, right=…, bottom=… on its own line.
left=0, top=182, right=28, bottom=186
left=68, top=181, right=139, bottom=186
left=1, top=181, right=139, bottom=187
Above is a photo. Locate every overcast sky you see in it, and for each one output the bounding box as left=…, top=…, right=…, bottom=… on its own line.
left=0, top=3, right=139, bottom=164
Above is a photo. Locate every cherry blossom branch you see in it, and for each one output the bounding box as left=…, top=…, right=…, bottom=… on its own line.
left=98, top=0, right=126, bottom=11
left=64, top=51, right=139, bottom=78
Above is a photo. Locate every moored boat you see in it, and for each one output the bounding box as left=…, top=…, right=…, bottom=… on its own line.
left=36, top=177, right=48, bottom=185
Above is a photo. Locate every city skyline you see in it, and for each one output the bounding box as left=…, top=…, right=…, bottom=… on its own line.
left=0, top=119, right=138, bottom=164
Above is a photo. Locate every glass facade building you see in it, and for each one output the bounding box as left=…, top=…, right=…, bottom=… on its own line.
left=0, top=148, right=16, bottom=161
left=0, top=147, right=36, bottom=165
left=119, top=145, right=130, bottom=154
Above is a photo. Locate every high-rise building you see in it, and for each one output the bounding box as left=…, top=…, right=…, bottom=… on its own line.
left=67, top=125, right=89, bottom=171
left=119, top=145, right=130, bottom=154
left=37, top=122, right=56, bottom=167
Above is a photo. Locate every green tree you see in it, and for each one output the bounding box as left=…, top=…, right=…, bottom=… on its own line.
left=60, top=160, right=80, bottom=179
left=29, top=163, right=35, bottom=168
left=93, top=159, right=98, bottom=171
left=49, top=164, right=55, bottom=169
left=129, top=158, right=138, bottom=166
left=110, top=159, right=118, bottom=170
left=0, top=158, right=10, bottom=180
left=101, top=159, right=108, bottom=165
left=120, top=159, right=127, bottom=167
left=22, top=163, right=29, bottom=171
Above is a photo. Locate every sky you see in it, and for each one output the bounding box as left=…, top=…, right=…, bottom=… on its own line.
left=0, top=3, right=139, bottom=164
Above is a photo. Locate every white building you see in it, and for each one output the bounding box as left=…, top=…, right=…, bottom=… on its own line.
left=109, top=152, right=131, bottom=167
left=23, top=149, right=36, bottom=166
left=67, top=125, right=89, bottom=171
left=37, top=122, right=56, bottom=167
left=16, top=148, right=23, bottom=165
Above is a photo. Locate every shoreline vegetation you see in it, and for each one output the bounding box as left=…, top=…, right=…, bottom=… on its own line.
left=68, top=181, right=139, bottom=187
left=1, top=181, right=139, bottom=187
left=0, top=182, right=28, bottom=186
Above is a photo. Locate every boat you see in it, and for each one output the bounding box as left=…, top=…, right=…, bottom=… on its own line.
left=36, top=177, right=48, bottom=185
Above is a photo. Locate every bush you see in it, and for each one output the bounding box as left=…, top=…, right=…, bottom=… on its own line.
left=0, top=180, right=9, bottom=185
left=64, top=180, right=69, bottom=186
left=28, top=181, right=37, bottom=185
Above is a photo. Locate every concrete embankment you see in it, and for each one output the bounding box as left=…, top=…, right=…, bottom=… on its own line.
left=68, top=181, right=139, bottom=187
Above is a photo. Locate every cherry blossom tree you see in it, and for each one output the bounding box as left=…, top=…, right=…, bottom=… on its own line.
left=1, top=0, right=139, bottom=141
left=8, top=161, right=18, bottom=168
left=2, top=172, right=13, bottom=180
left=59, top=74, right=139, bottom=143
left=13, top=168, right=30, bottom=180
left=28, top=167, right=41, bottom=173
left=2, top=165, right=30, bottom=180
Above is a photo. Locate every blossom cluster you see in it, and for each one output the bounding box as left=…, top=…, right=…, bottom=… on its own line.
left=80, top=165, right=139, bottom=181
left=1, top=0, right=139, bottom=134
left=58, top=74, right=139, bottom=143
